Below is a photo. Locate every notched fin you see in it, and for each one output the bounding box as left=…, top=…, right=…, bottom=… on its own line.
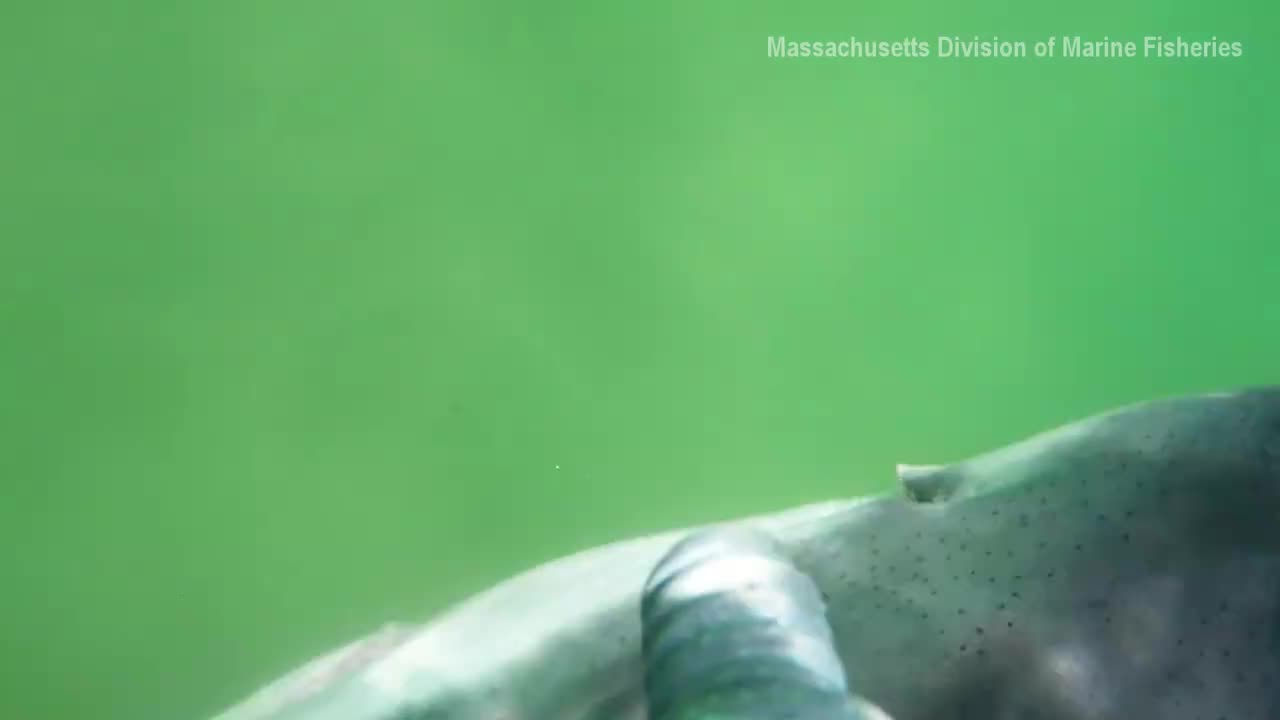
left=896, top=463, right=954, bottom=503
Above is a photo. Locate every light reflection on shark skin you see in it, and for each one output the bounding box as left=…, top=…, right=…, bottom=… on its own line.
left=214, top=388, right=1280, bottom=720
left=639, top=526, right=894, bottom=719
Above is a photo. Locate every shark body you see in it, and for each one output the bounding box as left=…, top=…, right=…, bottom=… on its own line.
left=217, top=388, right=1280, bottom=720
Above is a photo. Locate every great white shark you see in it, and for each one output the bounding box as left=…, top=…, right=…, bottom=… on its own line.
left=215, top=387, right=1280, bottom=719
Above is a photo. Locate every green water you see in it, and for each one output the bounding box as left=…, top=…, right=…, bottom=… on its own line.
left=1, top=2, right=1276, bottom=719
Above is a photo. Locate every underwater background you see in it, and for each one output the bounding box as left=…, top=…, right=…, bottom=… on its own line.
left=2, top=1, right=1276, bottom=719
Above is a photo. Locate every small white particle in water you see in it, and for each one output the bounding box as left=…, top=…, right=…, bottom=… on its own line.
left=555, top=465, right=560, bottom=470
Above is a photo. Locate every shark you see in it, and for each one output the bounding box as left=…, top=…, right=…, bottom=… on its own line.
left=214, top=387, right=1280, bottom=719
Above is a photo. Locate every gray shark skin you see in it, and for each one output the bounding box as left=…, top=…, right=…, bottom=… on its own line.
left=214, top=387, right=1280, bottom=720
left=640, top=527, right=893, bottom=720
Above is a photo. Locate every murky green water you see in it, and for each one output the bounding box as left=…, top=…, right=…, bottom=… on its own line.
left=2, top=2, right=1276, bottom=719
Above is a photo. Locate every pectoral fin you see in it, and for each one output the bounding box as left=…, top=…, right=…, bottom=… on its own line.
left=639, top=527, right=894, bottom=720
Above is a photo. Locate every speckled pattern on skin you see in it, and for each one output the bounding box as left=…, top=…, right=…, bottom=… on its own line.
left=215, top=388, right=1280, bottom=720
